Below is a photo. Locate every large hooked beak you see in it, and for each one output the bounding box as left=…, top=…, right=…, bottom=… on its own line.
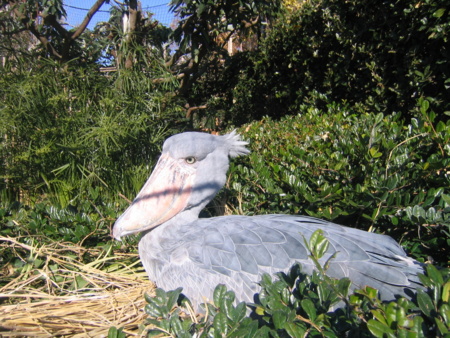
left=113, top=154, right=195, bottom=240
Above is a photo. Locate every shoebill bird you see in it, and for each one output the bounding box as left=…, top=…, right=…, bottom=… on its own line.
left=113, top=131, right=423, bottom=310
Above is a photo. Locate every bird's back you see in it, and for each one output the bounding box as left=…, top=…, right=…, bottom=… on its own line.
left=139, top=214, right=424, bottom=309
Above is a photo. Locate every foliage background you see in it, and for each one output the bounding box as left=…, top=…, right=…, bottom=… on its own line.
left=192, top=0, right=450, bottom=126
left=0, top=0, right=449, bottom=335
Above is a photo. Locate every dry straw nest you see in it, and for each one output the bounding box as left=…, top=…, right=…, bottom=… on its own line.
left=0, top=236, right=155, bottom=337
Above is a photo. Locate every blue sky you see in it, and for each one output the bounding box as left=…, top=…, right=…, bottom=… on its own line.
left=63, top=1, right=175, bottom=29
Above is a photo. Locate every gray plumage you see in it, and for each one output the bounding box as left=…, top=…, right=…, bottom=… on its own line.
left=113, top=131, right=424, bottom=310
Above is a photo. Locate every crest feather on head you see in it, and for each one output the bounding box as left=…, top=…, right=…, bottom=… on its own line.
left=222, top=130, right=250, bottom=158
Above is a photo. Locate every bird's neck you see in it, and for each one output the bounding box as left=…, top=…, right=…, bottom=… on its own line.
left=142, top=202, right=204, bottom=240
left=140, top=182, right=220, bottom=250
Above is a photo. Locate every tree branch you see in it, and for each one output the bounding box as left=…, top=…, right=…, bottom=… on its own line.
left=186, top=105, right=207, bottom=118
left=42, top=14, right=70, bottom=39
left=71, top=0, right=107, bottom=40
left=152, top=73, right=185, bottom=84
left=17, top=16, right=63, bottom=59
left=242, top=16, right=260, bottom=29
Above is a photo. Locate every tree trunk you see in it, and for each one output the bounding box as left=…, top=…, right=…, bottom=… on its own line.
left=124, top=0, right=142, bottom=69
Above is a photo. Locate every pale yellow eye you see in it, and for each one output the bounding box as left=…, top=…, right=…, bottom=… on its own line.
left=185, top=156, right=196, bottom=164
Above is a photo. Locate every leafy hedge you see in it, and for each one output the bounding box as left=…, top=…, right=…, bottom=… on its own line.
left=109, top=231, right=450, bottom=337
left=221, top=99, right=450, bottom=266
left=193, top=0, right=450, bottom=126
left=0, top=192, right=116, bottom=246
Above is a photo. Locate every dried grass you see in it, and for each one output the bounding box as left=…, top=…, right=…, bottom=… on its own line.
left=0, top=237, right=155, bottom=337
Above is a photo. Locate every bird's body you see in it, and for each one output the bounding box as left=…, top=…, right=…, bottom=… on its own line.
left=113, top=131, right=424, bottom=310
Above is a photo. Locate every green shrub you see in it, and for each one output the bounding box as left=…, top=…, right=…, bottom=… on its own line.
left=0, top=59, right=185, bottom=207
left=193, top=0, right=450, bottom=126
left=0, top=196, right=113, bottom=245
left=223, top=100, right=450, bottom=265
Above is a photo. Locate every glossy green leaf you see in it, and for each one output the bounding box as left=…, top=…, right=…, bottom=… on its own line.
left=213, top=312, right=228, bottom=335
left=308, top=229, right=323, bottom=250
left=108, top=327, right=126, bottom=338
left=272, top=309, right=287, bottom=330
left=420, top=99, right=430, bottom=114
left=336, top=278, right=351, bottom=297
left=167, top=287, right=183, bottom=309
left=418, top=273, right=433, bottom=288
left=440, top=303, right=450, bottom=324
left=169, top=315, right=184, bottom=336
left=213, top=284, right=227, bottom=308
left=386, top=302, right=399, bottom=326
left=367, top=319, right=395, bottom=338
left=371, top=309, right=388, bottom=326
left=442, top=282, right=450, bottom=302
left=365, top=286, right=379, bottom=300
left=284, top=322, right=306, bottom=337
left=232, top=302, right=247, bottom=322
left=369, top=147, right=383, bottom=158
left=315, top=236, right=330, bottom=259
left=435, top=317, right=449, bottom=335
left=145, top=301, right=164, bottom=318
left=417, top=289, right=434, bottom=317
left=301, top=298, right=317, bottom=321
left=426, top=264, right=444, bottom=285
left=433, top=8, right=446, bottom=18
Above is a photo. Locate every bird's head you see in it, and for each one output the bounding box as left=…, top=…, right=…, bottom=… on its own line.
left=112, top=131, right=249, bottom=240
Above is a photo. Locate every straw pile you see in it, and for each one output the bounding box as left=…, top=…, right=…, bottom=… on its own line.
left=0, top=236, right=155, bottom=337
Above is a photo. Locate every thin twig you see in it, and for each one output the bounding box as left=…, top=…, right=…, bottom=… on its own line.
left=295, top=314, right=324, bottom=335
left=118, top=192, right=132, bottom=204
left=384, top=132, right=428, bottom=179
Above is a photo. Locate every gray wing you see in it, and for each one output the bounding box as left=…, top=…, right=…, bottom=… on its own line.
left=183, top=214, right=423, bottom=303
